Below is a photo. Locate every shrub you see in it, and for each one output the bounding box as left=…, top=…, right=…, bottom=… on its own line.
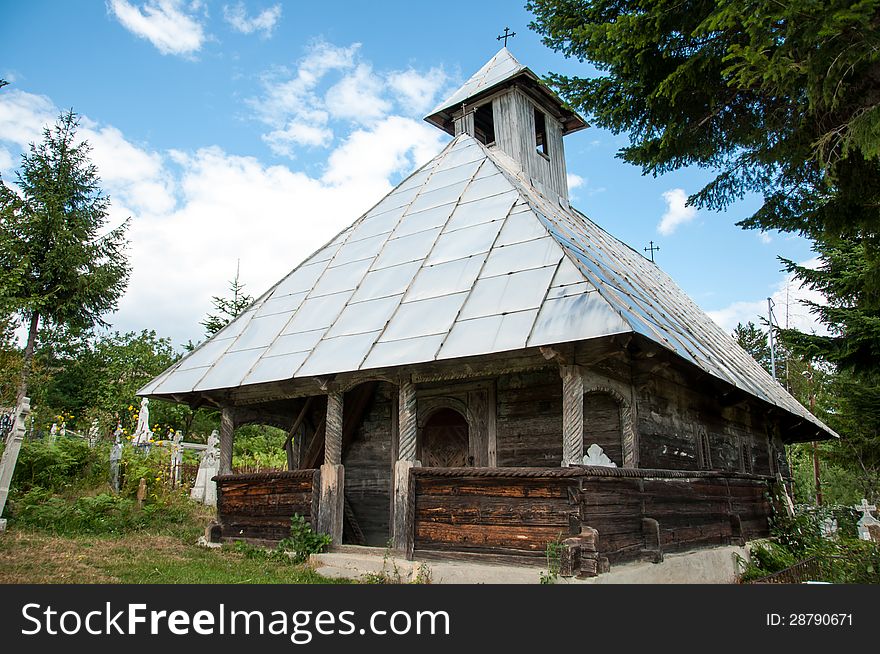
left=11, top=439, right=108, bottom=494
left=8, top=489, right=196, bottom=536
left=278, top=514, right=332, bottom=564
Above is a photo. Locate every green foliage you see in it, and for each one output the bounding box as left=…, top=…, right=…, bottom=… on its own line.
left=278, top=514, right=332, bottom=564
left=8, top=489, right=194, bottom=536
left=539, top=534, right=564, bottom=584
left=201, top=266, right=253, bottom=338
left=527, top=3, right=880, bottom=468
left=733, top=321, right=772, bottom=374
left=227, top=515, right=331, bottom=566
left=6, top=438, right=203, bottom=537
left=232, top=423, right=287, bottom=470
left=0, top=110, right=130, bottom=399
left=11, top=438, right=107, bottom=494
left=738, top=490, right=880, bottom=583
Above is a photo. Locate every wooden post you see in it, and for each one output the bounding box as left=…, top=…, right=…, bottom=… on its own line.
left=397, top=379, right=417, bottom=463
left=0, top=396, right=31, bottom=531
left=393, top=378, right=418, bottom=553
left=283, top=397, right=313, bottom=471
left=324, top=391, right=343, bottom=466
left=317, top=391, right=344, bottom=545
left=560, top=365, right=584, bottom=466
left=219, top=408, right=234, bottom=475
left=136, top=477, right=147, bottom=509
left=317, top=464, right=344, bottom=545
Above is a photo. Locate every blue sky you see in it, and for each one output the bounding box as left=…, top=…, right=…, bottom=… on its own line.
left=0, top=1, right=823, bottom=348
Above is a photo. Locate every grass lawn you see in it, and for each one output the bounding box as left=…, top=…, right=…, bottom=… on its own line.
left=0, top=528, right=349, bottom=584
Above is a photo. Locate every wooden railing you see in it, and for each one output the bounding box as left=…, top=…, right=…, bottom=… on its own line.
left=409, top=466, right=773, bottom=566
left=214, top=469, right=320, bottom=544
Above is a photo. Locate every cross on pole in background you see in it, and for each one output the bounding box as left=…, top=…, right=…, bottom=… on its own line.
left=644, top=240, right=660, bottom=262
left=497, top=27, right=516, bottom=47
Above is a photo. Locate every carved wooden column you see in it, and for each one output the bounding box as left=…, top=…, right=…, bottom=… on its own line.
left=317, top=391, right=344, bottom=545
left=560, top=365, right=584, bottom=466
left=219, top=408, right=235, bottom=475
left=393, top=377, right=418, bottom=554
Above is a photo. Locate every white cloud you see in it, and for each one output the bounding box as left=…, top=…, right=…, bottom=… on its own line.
left=0, top=83, right=448, bottom=347
left=387, top=67, right=447, bottom=115
left=707, top=258, right=828, bottom=336
left=250, top=41, right=360, bottom=153
left=223, top=2, right=281, bottom=38
left=657, top=188, right=696, bottom=235
left=251, top=42, right=449, bottom=157
left=0, top=146, right=12, bottom=172
left=567, top=173, right=584, bottom=191
left=759, top=232, right=772, bottom=245
left=325, top=64, right=390, bottom=124
left=108, top=0, right=205, bottom=57
left=0, top=89, right=57, bottom=147
left=323, top=115, right=444, bottom=189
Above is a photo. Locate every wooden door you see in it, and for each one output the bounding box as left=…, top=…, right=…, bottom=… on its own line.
left=421, top=408, right=469, bottom=467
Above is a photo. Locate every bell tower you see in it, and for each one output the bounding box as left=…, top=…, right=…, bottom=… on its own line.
left=425, top=48, right=587, bottom=205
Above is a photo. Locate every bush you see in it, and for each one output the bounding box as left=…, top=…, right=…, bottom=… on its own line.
left=8, top=488, right=197, bottom=536
left=278, top=514, right=332, bottom=564
left=740, top=497, right=880, bottom=583
left=11, top=438, right=108, bottom=494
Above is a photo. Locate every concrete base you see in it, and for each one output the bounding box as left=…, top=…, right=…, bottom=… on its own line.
left=310, top=545, right=748, bottom=584
left=0, top=518, right=6, bottom=532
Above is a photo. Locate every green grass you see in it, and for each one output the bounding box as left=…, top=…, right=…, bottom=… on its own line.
left=0, top=529, right=350, bottom=584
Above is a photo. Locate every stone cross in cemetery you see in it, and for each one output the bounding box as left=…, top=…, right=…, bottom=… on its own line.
left=854, top=499, right=880, bottom=542
left=110, top=429, right=123, bottom=493
left=0, top=397, right=31, bottom=532
left=169, top=430, right=184, bottom=487
left=191, top=430, right=220, bottom=506
left=87, top=418, right=100, bottom=448
left=132, top=397, right=153, bottom=449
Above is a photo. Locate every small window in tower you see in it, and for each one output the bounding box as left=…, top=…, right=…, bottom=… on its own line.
left=474, top=103, right=495, bottom=146
left=534, top=108, right=549, bottom=156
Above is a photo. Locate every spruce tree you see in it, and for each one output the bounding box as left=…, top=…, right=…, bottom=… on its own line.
left=0, top=110, right=130, bottom=404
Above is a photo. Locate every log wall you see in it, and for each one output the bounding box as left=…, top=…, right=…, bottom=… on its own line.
left=411, top=467, right=772, bottom=566
left=215, top=469, right=319, bottom=543
left=495, top=368, right=563, bottom=466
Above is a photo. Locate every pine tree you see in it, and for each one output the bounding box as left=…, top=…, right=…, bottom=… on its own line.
left=201, top=263, right=254, bottom=337
left=0, top=110, right=130, bottom=404
left=733, top=321, right=772, bottom=375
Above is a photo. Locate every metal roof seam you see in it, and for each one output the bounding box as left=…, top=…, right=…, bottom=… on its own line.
left=350, top=140, right=488, bottom=372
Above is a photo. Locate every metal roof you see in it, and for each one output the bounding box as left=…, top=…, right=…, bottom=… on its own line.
left=139, top=134, right=832, bottom=438
left=428, top=47, right=526, bottom=118
left=424, top=48, right=587, bottom=136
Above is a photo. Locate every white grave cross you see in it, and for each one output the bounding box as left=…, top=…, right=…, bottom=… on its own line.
left=855, top=499, right=879, bottom=541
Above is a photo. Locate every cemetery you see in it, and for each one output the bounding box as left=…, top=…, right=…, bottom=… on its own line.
left=1, top=9, right=879, bottom=586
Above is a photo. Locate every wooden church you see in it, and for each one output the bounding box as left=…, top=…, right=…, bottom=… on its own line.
left=141, top=48, right=834, bottom=575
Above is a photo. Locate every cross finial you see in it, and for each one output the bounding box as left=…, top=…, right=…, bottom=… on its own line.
left=497, top=27, right=516, bottom=47
left=644, top=240, right=660, bottom=263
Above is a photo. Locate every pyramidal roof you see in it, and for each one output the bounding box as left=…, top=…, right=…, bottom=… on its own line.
left=140, top=135, right=832, bottom=439
left=425, top=48, right=587, bottom=136
left=429, top=47, right=526, bottom=117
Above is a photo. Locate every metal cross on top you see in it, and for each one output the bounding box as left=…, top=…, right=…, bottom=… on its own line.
left=497, top=27, right=516, bottom=47
left=644, top=240, right=660, bottom=262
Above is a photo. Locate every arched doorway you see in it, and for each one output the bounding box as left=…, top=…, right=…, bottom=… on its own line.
left=421, top=407, right=470, bottom=467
